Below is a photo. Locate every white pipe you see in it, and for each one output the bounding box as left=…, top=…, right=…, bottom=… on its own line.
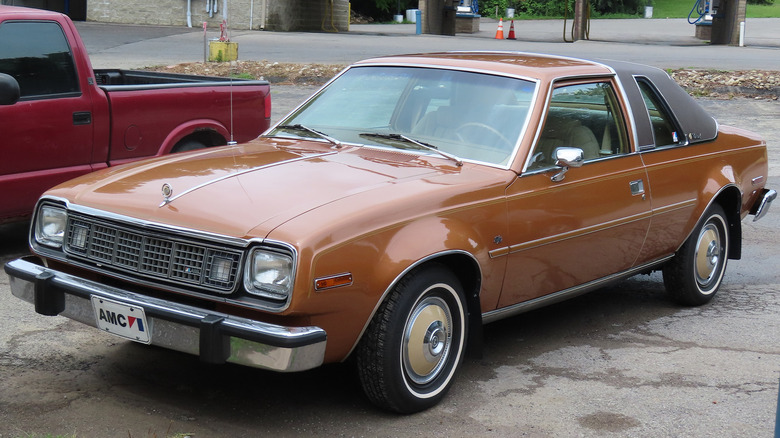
left=739, top=21, right=745, bottom=47
left=186, top=0, right=192, bottom=27
left=222, top=0, right=227, bottom=21
left=249, top=0, right=254, bottom=30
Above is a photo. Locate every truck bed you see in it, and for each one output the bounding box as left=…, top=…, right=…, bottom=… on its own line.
left=94, top=69, right=269, bottom=89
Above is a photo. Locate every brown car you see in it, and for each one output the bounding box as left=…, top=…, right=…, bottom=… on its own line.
left=5, top=52, right=775, bottom=413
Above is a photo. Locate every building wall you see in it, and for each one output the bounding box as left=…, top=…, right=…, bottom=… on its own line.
left=83, top=0, right=349, bottom=32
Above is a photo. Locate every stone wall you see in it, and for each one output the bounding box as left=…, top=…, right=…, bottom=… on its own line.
left=79, top=0, right=348, bottom=32
left=264, top=0, right=349, bottom=32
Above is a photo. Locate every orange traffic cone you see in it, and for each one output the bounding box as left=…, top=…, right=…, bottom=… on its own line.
left=494, top=18, right=504, bottom=39
left=507, top=19, right=516, bottom=40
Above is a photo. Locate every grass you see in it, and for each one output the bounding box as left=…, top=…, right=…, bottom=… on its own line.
left=651, top=0, right=780, bottom=19
left=497, top=1, right=780, bottom=19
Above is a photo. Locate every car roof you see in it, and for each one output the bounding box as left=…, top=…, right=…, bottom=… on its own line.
left=355, top=51, right=614, bottom=82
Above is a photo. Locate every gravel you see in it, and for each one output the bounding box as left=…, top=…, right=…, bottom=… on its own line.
left=147, top=61, right=780, bottom=99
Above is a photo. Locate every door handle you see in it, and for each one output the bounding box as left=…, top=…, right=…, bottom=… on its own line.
left=73, top=111, right=92, bottom=125
left=630, top=179, right=646, bottom=199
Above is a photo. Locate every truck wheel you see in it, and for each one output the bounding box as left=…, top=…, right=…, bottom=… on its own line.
left=663, top=204, right=729, bottom=306
left=172, top=140, right=207, bottom=153
left=356, top=264, right=467, bottom=413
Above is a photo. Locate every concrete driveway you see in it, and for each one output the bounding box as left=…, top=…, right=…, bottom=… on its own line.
left=75, top=17, right=780, bottom=70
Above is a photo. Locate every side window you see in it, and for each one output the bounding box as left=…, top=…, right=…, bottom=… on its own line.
left=0, top=21, right=80, bottom=99
left=636, top=78, right=684, bottom=147
left=528, top=81, right=629, bottom=171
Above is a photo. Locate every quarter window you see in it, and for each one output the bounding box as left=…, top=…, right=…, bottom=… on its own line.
left=0, top=21, right=80, bottom=98
left=636, top=78, right=684, bottom=147
left=528, top=81, right=629, bottom=171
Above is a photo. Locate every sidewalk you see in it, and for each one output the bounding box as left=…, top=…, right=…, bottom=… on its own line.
left=77, top=17, right=780, bottom=71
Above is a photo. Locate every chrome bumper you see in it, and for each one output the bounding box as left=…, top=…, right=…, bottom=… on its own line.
left=752, top=188, right=776, bottom=222
left=4, top=256, right=327, bottom=372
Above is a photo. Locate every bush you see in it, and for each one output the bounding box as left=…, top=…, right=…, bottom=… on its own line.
left=480, top=0, right=648, bottom=17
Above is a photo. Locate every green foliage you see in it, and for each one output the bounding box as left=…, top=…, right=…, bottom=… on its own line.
left=480, top=0, right=646, bottom=17
left=747, top=0, right=774, bottom=5
left=590, top=0, right=645, bottom=14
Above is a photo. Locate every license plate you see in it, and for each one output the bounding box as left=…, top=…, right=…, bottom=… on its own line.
left=91, top=296, right=150, bottom=344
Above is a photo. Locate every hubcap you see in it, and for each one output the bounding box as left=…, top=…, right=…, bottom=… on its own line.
left=403, top=296, right=452, bottom=385
left=695, top=224, right=721, bottom=286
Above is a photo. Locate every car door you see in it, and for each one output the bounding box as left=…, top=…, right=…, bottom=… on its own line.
left=0, top=19, right=94, bottom=220
left=497, top=79, right=652, bottom=307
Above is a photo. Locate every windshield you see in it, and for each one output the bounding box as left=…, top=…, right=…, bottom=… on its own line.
left=268, top=66, right=537, bottom=166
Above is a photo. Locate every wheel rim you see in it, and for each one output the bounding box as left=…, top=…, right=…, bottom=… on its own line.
left=402, top=296, right=452, bottom=385
left=694, top=222, right=722, bottom=289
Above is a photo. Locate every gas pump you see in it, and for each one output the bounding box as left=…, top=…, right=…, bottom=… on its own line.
left=688, top=0, right=720, bottom=24
left=690, top=0, right=745, bottom=45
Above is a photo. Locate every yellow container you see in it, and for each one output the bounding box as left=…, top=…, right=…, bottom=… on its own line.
left=208, top=41, right=238, bottom=62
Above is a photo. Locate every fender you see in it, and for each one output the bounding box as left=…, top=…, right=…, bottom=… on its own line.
left=156, top=119, right=230, bottom=155
left=336, top=215, right=497, bottom=360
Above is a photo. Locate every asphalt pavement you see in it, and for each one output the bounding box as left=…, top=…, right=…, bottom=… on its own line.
left=76, top=17, right=780, bottom=70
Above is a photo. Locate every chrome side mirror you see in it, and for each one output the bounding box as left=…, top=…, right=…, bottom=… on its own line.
left=551, top=147, right=583, bottom=182
left=0, top=73, right=20, bottom=106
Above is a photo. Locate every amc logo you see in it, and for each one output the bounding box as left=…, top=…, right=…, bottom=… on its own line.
left=98, top=308, right=146, bottom=332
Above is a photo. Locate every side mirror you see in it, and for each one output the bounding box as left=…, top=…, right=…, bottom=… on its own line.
left=551, top=147, right=584, bottom=182
left=0, top=73, right=21, bottom=105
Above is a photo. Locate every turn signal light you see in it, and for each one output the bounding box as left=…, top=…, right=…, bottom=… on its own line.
left=314, top=273, right=353, bottom=291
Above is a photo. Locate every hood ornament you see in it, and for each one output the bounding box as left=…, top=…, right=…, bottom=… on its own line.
left=159, top=183, right=173, bottom=207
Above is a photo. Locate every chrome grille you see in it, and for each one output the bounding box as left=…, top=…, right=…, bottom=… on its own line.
left=64, top=214, right=243, bottom=294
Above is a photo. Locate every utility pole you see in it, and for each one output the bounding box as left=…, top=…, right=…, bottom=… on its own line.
left=571, top=0, right=587, bottom=41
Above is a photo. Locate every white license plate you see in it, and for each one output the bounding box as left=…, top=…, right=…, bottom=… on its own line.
left=91, top=296, right=151, bottom=344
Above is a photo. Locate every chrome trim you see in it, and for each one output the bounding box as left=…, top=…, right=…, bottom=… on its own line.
left=481, top=256, right=673, bottom=324
left=752, top=188, right=776, bottom=222
left=5, top=257, right=327, bottom=372
left=161, top=151, right=337, bottom=206
left=506, top=210, right=653, bottom=255
left=651, top=199, right=697, bottom=217
left=30, top=197, right=299, bottom=313
left=34, top=196, right=251, bottom=248
left=343, top=249, right=482, bottom=359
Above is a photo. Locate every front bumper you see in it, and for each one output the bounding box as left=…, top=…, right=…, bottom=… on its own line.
left=4, top=256, right=327, bottom=372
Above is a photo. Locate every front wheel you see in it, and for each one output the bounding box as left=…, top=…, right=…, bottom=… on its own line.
left=356, top=264, right=467, bottom=413
left=663, top=204, right=730, bottom=306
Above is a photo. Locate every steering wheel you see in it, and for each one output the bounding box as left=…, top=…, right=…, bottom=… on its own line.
left=454, top=122, right=513, bottom=149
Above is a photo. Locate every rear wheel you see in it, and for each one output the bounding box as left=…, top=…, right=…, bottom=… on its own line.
left=172, top=140, right=207, bottom=153
left=663, top=204, right=729, bottom=306
left=356, top=264, right=467, bottom=413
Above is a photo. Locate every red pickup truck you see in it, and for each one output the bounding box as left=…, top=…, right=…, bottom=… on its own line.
left=0, top=6, right=271, bottom=223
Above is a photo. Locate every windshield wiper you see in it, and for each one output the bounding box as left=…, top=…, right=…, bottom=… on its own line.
left=360, top=132, right=463, bottom=167
left=274, top=124, right=342, bottom=148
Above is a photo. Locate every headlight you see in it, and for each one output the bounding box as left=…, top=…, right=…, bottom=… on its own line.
left=244, top=248, right=294, bottom=301
left=34, top=204, right=68, bottom=248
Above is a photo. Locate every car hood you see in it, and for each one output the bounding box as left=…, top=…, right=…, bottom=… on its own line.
left=49, top=138, right=463, bottom=238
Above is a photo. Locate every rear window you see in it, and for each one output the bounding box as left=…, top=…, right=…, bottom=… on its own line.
left=0, top=20, right=80, bottom=98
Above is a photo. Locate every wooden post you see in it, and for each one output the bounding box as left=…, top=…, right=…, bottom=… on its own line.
left=572, top=0, right=587, bottom=41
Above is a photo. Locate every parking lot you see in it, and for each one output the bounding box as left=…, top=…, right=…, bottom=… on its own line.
left=1, top=17, right=780, bottom=438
